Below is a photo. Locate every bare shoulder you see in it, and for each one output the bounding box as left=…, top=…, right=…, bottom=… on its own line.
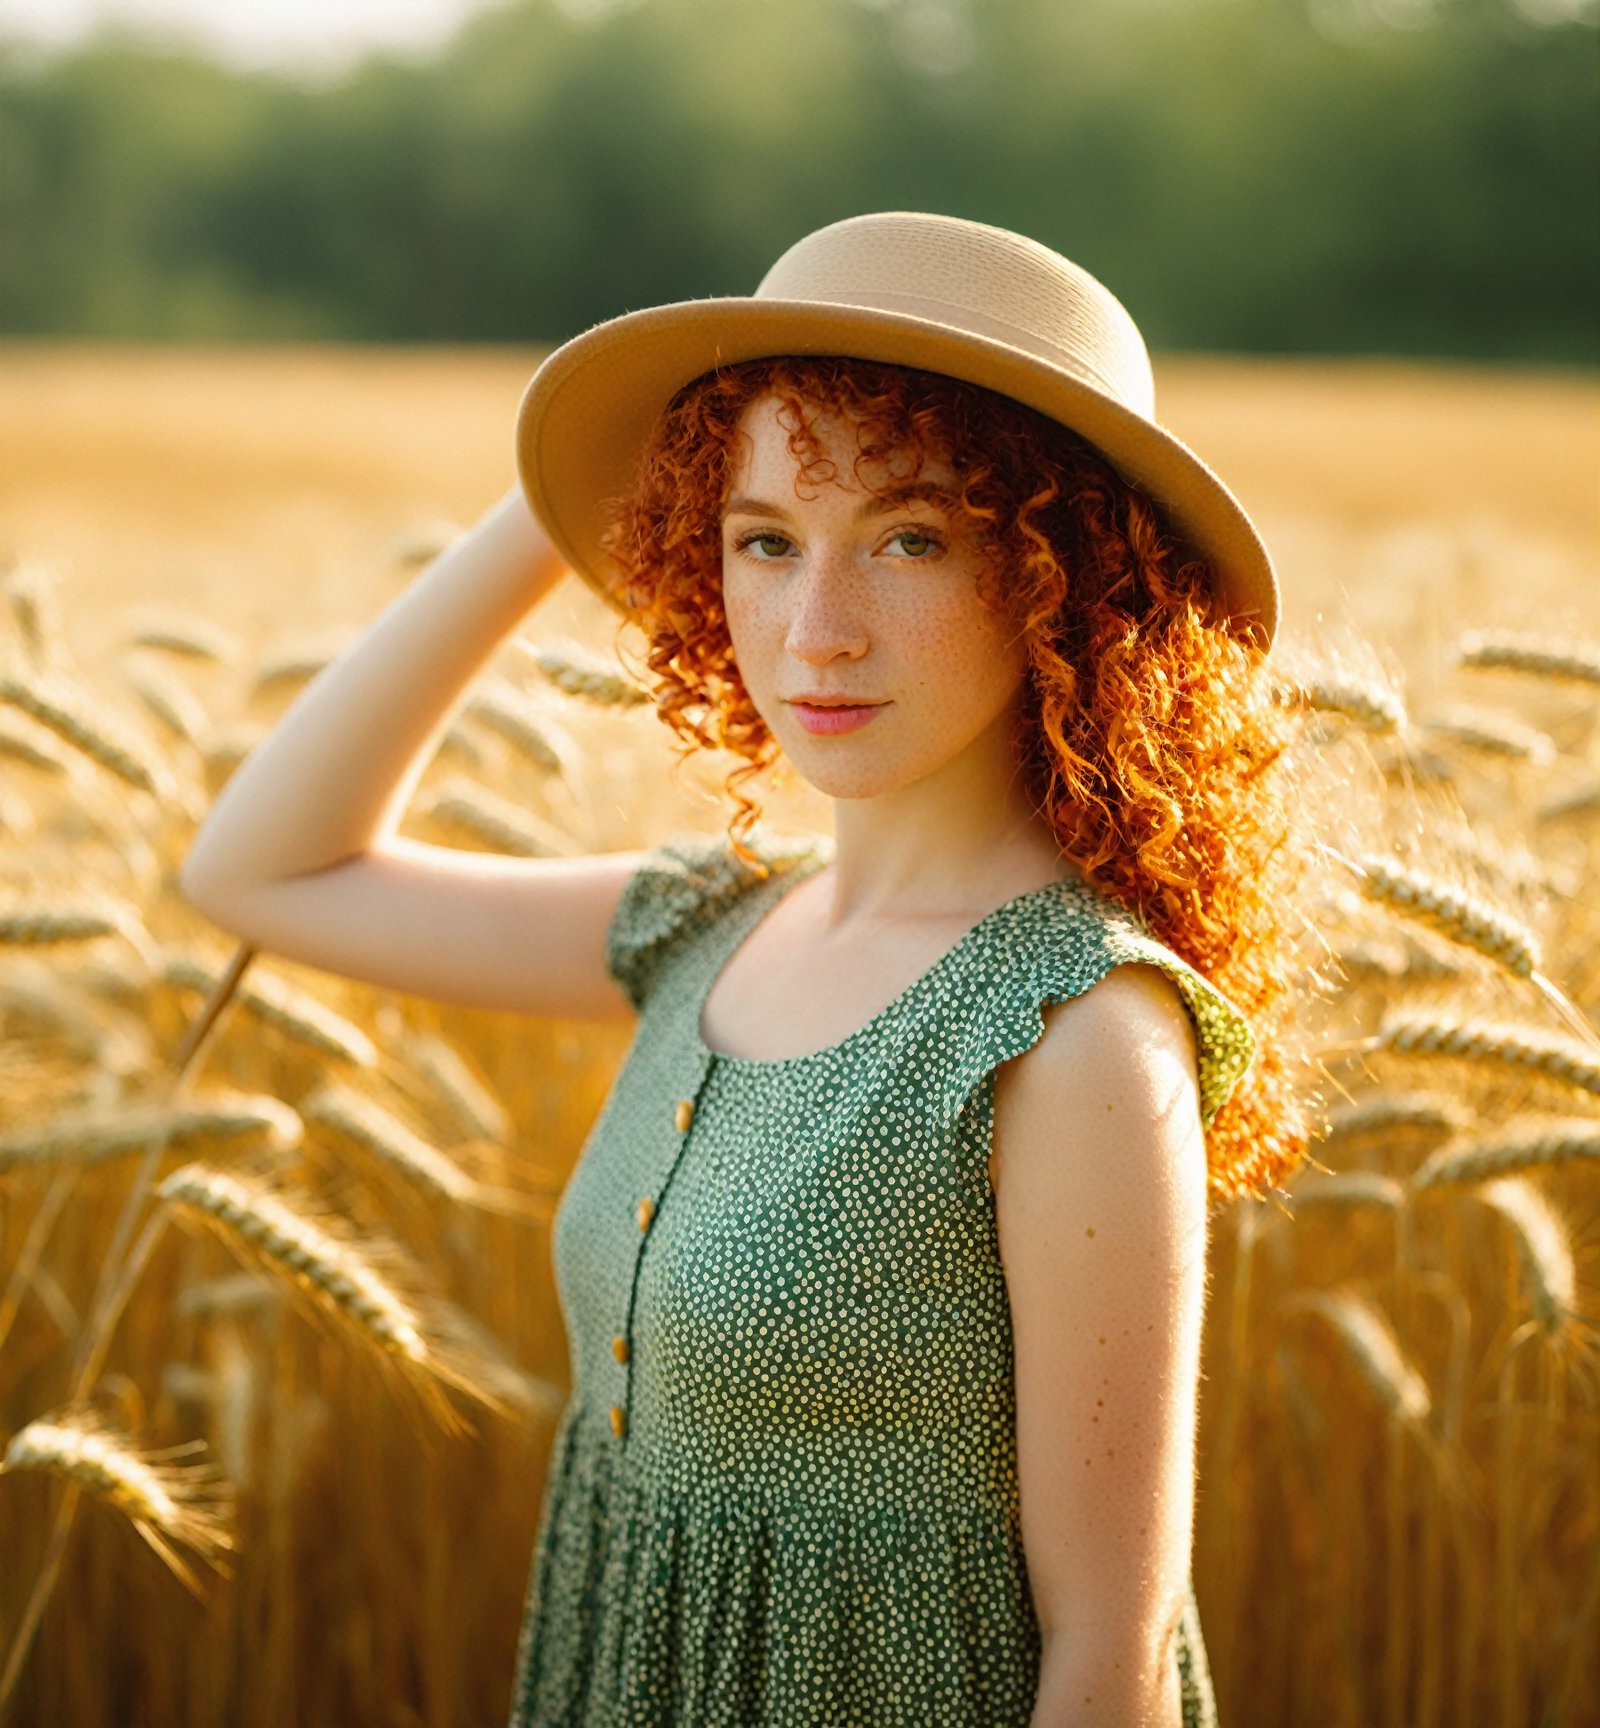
left=990, top=960, right=1204, bottom=1208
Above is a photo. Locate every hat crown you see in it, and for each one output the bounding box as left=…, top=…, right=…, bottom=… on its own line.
left=755, top=212, right=1156, bottom=419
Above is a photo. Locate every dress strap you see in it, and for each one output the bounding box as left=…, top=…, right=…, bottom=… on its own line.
left=605, top=827, right=829, bottom=1013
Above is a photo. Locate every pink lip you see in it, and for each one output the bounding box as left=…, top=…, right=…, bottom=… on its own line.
left=789, top=701, right=889, bottom=736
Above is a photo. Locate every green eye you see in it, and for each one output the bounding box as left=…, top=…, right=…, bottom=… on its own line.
left=737, top=531, right=792, bottom=558
left=893, top=531, right=936, bottom=557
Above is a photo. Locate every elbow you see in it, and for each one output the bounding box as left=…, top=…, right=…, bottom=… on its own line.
left=175, top=840, right=252, bottom=931
left=1032, top=1596, right=1189, bottom=1727
left=1033, top=1634, right=1182, bottom=1728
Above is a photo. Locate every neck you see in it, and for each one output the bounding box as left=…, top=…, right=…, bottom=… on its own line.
left=816, top=696, right=1075, bottom=927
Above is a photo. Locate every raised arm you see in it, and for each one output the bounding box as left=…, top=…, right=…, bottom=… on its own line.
left=178, top=479, right=646, bottom=1021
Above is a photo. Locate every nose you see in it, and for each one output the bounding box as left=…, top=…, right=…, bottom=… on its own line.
left=783, top=541, right=870, bottom=667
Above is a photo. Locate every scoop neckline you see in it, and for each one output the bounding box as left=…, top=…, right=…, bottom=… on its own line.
left=693, top=846, right=1093, bottom=1072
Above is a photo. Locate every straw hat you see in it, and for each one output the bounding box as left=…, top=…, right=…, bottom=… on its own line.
left=515, top=211, right=1279, bottom=648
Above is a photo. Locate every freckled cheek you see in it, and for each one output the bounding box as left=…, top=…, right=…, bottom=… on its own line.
left=899, top=605, right=1022, bottom=713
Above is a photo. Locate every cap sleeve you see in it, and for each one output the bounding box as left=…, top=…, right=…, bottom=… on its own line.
left=605, top=828, right=830, bottom=1014
left=954, top=882, right=1256, bottom=1129
left=1095, top=921, right=1257, bottom=1126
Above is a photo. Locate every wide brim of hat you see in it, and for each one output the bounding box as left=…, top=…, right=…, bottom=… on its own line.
left=515, top=297, right=1279, bottom=648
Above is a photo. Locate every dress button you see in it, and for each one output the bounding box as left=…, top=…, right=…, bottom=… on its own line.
left=675, top=1098, right=695, bottom=1132
left=609, top=1403, right=627, bottom=1438
left=612, top=1332, right=630, bottom=1364
left=636, top=1195, right=656, bottom=1233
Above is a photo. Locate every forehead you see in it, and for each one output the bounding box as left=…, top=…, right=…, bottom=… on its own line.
left=729, top=390, right=954, bottom=491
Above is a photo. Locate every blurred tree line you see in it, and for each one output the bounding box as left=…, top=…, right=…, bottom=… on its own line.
left=0, top=0, right=1594, bottom=359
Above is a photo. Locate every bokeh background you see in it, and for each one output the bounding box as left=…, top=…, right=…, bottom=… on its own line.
left=1, top=3, right=1598, bottom=1726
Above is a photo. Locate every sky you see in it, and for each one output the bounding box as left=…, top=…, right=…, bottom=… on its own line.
left=0, top=0, right=497, bottom=75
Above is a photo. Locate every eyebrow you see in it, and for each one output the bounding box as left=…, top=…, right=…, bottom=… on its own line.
left=724, top=480, right=958, bottom=523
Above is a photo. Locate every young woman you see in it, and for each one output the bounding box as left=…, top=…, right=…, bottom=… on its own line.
left=180, top=213, right=1313, bottom=1727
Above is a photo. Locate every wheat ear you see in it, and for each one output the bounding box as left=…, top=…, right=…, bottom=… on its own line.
left=0, top=668, right=174, bottom=798
left=252, top=649, right=334, bottom=696
left=164, top=954, right=377, bottom=1067
left=1478, top=1178, right=1580, bottom=1343
left=413, top=776, right=578, bottom=858
left=0, top=1092, right=300, bottom=1174
left=0, top=718, right=76, bottom=776
left=1343, top=851, right=1597, bottom=1048
left=1457, top=630, right=1600, bottom=689
left=3, top=562, right=69, bottom=670
left=396, top=1028, right=513, bottom=1145
left=302, top=1081, right=478, bottom=1204
left=125, top=611, right=240, bottom=666
left=1418, top=706, right=1556, bottom=767
left=123, top=657, right=210, bottom=747
left=157, top=1162, right=522, bottom=1432
left=1411, top=1121, right=1600, bottom=1189
left=463, top=684, right=568, bottom=774
left=1375, top=1009, right=1600, bottom=1102
left=1276, top=672, right=1405, bottom=734
left=1292, top=1290, right=1431, bottom=1428
left=1288, top=1172, right=1407, bottom=1212
left=2, top=1409, right=232, bottom=1587
left=1320, top=1093, right=1467, bottom=1159
left=516, top=639, right=652, bottom=709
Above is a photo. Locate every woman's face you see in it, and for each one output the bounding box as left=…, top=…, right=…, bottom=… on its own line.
left=720, top=391, right=1030, bottom=799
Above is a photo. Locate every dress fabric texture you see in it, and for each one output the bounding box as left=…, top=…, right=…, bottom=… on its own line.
left=508, top=828, right=1253, bottom=1728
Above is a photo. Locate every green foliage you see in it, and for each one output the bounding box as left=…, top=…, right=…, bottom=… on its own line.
left=0, top=0, right=1594, bottom=357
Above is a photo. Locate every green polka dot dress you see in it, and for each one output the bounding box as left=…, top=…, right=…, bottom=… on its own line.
left=508, top=827, right=1253, bottom=1727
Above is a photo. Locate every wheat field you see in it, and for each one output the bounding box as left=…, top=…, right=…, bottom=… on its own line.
left=1, top=346, right=1597, bottom=1727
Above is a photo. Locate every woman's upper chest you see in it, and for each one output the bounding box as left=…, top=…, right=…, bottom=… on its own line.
left=697, top=867, right=990, bottom=1066
left=696, top=865, right=1081, bottom=1195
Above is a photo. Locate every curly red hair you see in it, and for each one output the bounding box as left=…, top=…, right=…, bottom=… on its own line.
left=598, top=356, right=1314, bottom=1205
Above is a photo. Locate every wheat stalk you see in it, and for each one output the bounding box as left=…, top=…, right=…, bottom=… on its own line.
left=1320, top=1093, right=1467, bottom=1159
left=1457, top=630, right=1600, bottom=689
left=432, top=724, right=488, bottom=768
left=1354, top=855, right=1539, bottom=978
left=0, top=1092, right=301, bottom=1174
left=1411, top=1120, right=1600, bottom=1189
left=1540, top=780, right=1600, bottom=825
left=0, top=907, right=124, bottom=948
left=160, top=1163, right=427, bottom=1357
left=1, top=1409, right=232, bottom=1586
left=1344, top=853, right=1597, bottom=1046
left=386, top=519, right=463, bottom=568
left=0, top=966, right=153, bottom=1078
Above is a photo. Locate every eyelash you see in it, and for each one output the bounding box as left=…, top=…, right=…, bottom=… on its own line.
left=730, top=524, right=946, bottom=561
